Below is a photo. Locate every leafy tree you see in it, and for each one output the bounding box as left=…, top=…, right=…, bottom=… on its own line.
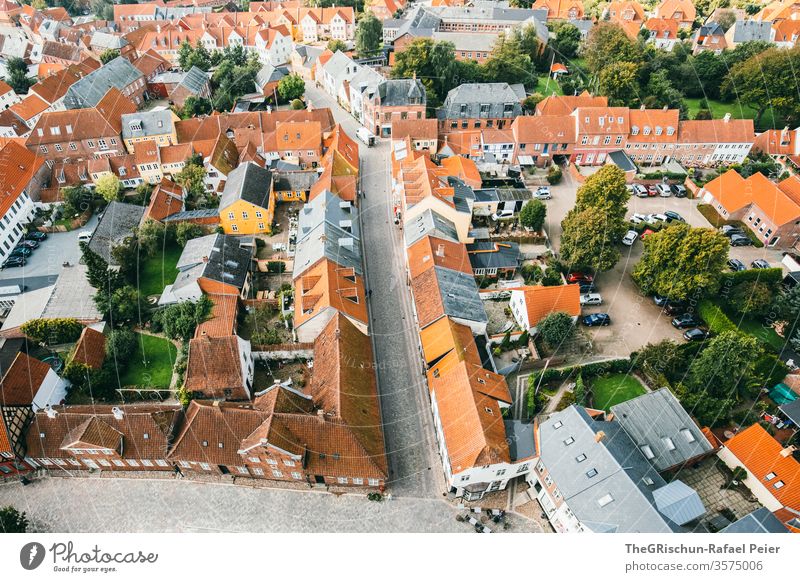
left=4, top=57, right=33, bottom=95
left=132, top=182, right=154, bottom=206
left=582, top=22, right=641, bottom=74
left=688, top=330, right=761, bottom=401
left=643, top=69, right=686, bottom=114
left=355, top=12, right=383, bottom=57
left=674, top=381, right=735, bottom=427
left=106, top=328, right=136, bottom=361
left=598, top=62, right=640, bottom=106
left=61, top=185, right=92, bottom=217
left=694, top=109, right=713, bottom=120
left=633, top=340, right=688, bottom=383
left=175, top=222, right=203, bottom=247
left=552, top=22, right=581, bottom=59
left=573, top=372, right=586, bottom=406
left=541, top=268, right=563, bottom=286
left=632, top=224, right=729, bottom=300
left=95, top=285, right=144, bottom=325
left=559, top=207, right=622, bottom=272
left=20, top=318, right=83, bottom=345
left=327, top=39, right=347, bottom=53
left=175, top=158, right=207, bottom=206
left=252, top=328, right=283, bottom=345
left=574, top=165, right=630, bottom=223
left=92, top=0, right=114, bottom=20
left=210, top=49, right=260, bottom=110
left=522, top=92, right=544, bottom=112
left=290, top=98, right=305, bottom=110
left=95, top=174, right=123, bottom=202
left=178, top=41, right=212, bottom=72
left=538, top=311, right=576, bottom=349
left=519, top=200, right=546, bottom=231
left=0, top=506, right=28, bottom=533
left=181, top=96, right=212, bottom=119
left=81, top=243, right=121, bottom=291
left=150, top=296, right=212, bottom=341
left=771, top=284, right=800, bottom=326
left=99, top=49, right=120, bottom=64
left=277, top=73, right=305, bottom=102
left=391, top=38, right=468, bottom=105
left=513, top=24, right=541, bottom=63
left=136, top=219, right=170, bottom=258
left=728, top=280, right=774, bottom=317
left=547, top=164, right=563, bottom=184
left=680, top=51, right=728, bottom=100
left=482, top=31, right=534, bottom=87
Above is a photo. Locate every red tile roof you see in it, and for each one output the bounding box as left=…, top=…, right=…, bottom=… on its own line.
left=70, top=327, right=106, bottom=370
left=0, top=353, right=52, bottom=407
left=519, top=284, right=581, bottom=327
left=0, top=141, right=45, bottom=216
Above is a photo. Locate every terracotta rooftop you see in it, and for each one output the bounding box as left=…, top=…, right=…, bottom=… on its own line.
left=520, top=284, right=581, bottom=327
left=0, top=353, right=52, bottom=407
left=70, top=327, right=106, bottom=370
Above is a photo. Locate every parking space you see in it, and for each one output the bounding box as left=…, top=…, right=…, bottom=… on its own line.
left=0, top=214, right=98, bottom=281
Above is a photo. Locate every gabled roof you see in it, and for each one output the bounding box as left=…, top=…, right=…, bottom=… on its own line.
left=723, top=423, right=800, bottom=511
left=9, top=94, right=49, bottom=122
left=293, top=257, right=367, bottom=329
left=720, top=507, right=791, bottom=533
left=121, top=109, right=176, bottom=140
left=408, top=235, right=472, bottom=279
left=438, top=83, right=525, bottom=120
left=70, top=327, right=106, bottom=370
left=87, top=201, right=146, bottom=265
left=64, top=56, right=143, bottom=109
left=194, top=294, right=238, bottom=339
left=0, top=141, right=44, bottom=216
left=466, top=241, right=520, bottom=271
left=144, top=178, right=184, bottom=223
left=535, top=91, right=608, bottom=116
left=411, top=265, right=487, bottom=329
left=655, top=0, right=696, bottom=22
left=173, top=233, right=253, bottom=292
left=376, top=78, right=426, bottom=107
left=219, top=161, right=273, bottom=211
left=0, top=353, right=51, bottom=407
left=185, top=334, right=246, bottom=394
left=678, top=118, right=754, bottom=144
left=517, top=284, right=580, bottom=328
left=404, top=208, right=459, bottom=247
left=703, top=169, right=800, bottom=227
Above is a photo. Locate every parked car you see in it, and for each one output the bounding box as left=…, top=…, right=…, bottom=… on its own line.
left=1, top=256, right=26, bottom=269
left=721, top=225, right=744, bottom=237
left=632, top=184, right=648, bottom=197
left=630, top=213, right=646, bottom=224
left=654, top=294, right=670, bottom=306
left=672, top=313, right=703, bottom=329
left=664, top=302, right=688, bottom=316
left=664, top=211, right=684, bottom=222
left=640, top=228, right=655, bottom=240
left=567, top=272, right=594, bottom=284
left=646, top=184, right=659, bottom=197
left=671, top=184, right=687, bottom=197
left=683, top=328, right=709, bottom=342
left=727, top=258, right=746, bottom=272
left=583, top=313, right=611, bottom=326
left=622, top=230, right=638, bottom=246
left=645, top=214, right=660, bottom=225
left=730, top=234, right=752, bottom=246
left=751, top=259, right=770, bottom=269
left=534, top=186, right=552, bottom=200
left=656, top=184, right=672, bottom=197
left=25, top=231, right=47, bottom=241
left=77, top=231, right=93, bottom=243
left=17, top=240, right=38, bottom=249
left=580, top=293, right=603, bottom=306
left=9, top=247, right=31, bottom=257
left=492, top=208, right=514, bottom=221
left=578, top=281, right=597, bottom=293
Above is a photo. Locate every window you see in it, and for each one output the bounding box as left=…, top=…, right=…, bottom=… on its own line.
left=87, top=140, right=94, bottom=148
left=368, top=478, right=380, bottom=486
left=242, top=211, right=248, bottom=219
left=337, top=476, right=348, bottom=484
left=662, top=437, right=676, bottom=451
left=575, top=454, right=587, bottom=462
left=179, top=461, right=191, bottom=468
left=553, top=421, right=563, bottom=429
left=142, top=460, right=153, bottom=467
left=69, top=142, right=77, bottom=151
left=231, top=224, right=238, bottom=232
left=292, top=472, right=302, bottom=479
left=127, top=459, right=139, bottom=467
left=228, top=212, right=234, bottom=219
left=765, top=472, right=776, bottom=481
left=258, top=223, right=265, bottom=230
left=774, top=481, right=785, bottom=489
left=156, top=460, right=168, bottom=467
left=680, top=429, right=696, bottom=443
left=272, top=470, right=283, bottom=478
left=284, top=460, right=295, bottom=467
left=615, top=136, right=622, bottom=145
left=266, top=458, right=278, bottom=465
left=580, top=136, right=588, bottom=145
left=255, top=211, right=263, bottom=218
left=563, top=437, right=575, bottom=445
left=586, top=468, right=598, bottom=478
left=112, top=459, right=124, bottom=467
left=496, top=469, right=506, bottom=476
left=597, top=494, right=614, bottom=507
left=603, top=136, right=611, bottom=145
left=643, top=477, right=654, bottom=486
left=554, top=489, right=561, bottom=499
left=537, top=461, right=545, bottom=473
left=544, top=475, right=553, bottom=486
left=237, top=466, right=249, bottom=474
left=40, top=145, right=48, bottom=154
left=252, top=467, right=264, bottom=476
left=640, top=445, right=655, bottom=459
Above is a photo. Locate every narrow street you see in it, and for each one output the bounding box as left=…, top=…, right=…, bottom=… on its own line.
left=306, top=85, right=443, bottom=499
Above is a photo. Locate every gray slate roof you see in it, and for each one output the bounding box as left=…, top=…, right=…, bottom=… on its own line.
left=433, top=265, right=487, bottom=325
left=720, top=508, right=790, bottom=533
left=697, top=22, right=725, bottom=37
left=466, top=241, right=520, bottom=270
left=568, top=18, right=595, bottom=37
left=505, top=420, right=536, bottom=461
left=272, top=170, right=318, bottom=193
left=539, top=406, right=684, bottom=533
left=732, top=20, right=773, bottom=43
left=779, top=398, right=800, bottom=425
left=172, top=233, right=253, bottom=292
left=163, top=209, right=218, bottom=222
left=610, top=388, right=713, bottom=472
left=297, top=189, right=359, bottom=243
left=178, top=66, right=210, bottom=94
left=87, top=201, right=145, bottom=265
left=651, top=480, right=706, bottom=526
left=437, top=83, right=525, bottom=120
left=90, top=31, right=128, bottom=50
left=220, top=162, right=273, bottom=211
left=121, top=110, right=174, bottom=140
left=377, top=79, right=425, bottom=107
left=64, top=56, right=144, bottom=109
left=608, top=149, right=636, bottom=172
left=256, top=64, right=288, bottom=89
left=404, top=209, right=459, bottom=247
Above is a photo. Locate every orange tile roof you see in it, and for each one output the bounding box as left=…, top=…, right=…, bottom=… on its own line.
left=520, top=284, right=581, bottom=327
left=754, top=128, right=798, bottom=157
left=0, top=353, right=52, bottom=406
left=272, top=120, right=322, bottom=151
left=144, top=178, right=184, bottom=222
left=70, top=327, right=106, bottom=370
left=646, top=17, right=679, bottom=39
left=704, top=169, right=800, bottom=226
left=419, top=316, right=480, bottom=371
left=0, top=80, right=13, bottom=97
left=628, top=109, right=680, bottom=143
left=512, top=114, right=575, bottom=144
left=30, top=66, right=83, bottom=104
left=655, top=0, right=696, bottom=23
left=701, top=169, right=750, bottom=214
left=9, top=94, right=49, bottom=122
left=439, top=131, right=481, bottom=158
left=441, top=155, right=481, bottom=189
left=536, top=91, right=609, bottom=116
left=531, top=0, right=584, bottom=19
left=195, top=294, right=238, bottom=339
left=779, top=175, right=800, bottom=205
left=407, top=235, right=472, bottom=279
left=293, top=258, right=367, bottom=330
left=678, top=118, right=754, bottom=144
left=723, top=423, right=800, bottom=511
left=391, top=118, right=438, bottom=142
left=0, top=141, right=45, bottom=216
left=574, top=107, right=630, bottom=134
left=606, top=0, right=645, bottom=23
left=323, top=124, right=359, bottom=175
left=399, top=153, right=454, bottom=208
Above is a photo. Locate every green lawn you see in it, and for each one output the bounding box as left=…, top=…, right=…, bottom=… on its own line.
left=701, top=299, right=786, bottom=352
left=684, top=97, right=758, bottom=121
left=117, top=333, right=177, bottom=389
left=137, top=241, right=182, bottom=297
left=534, top=76, right=563, bottom=96
left=591, top=373, right=647, bottom=411
left=730, top=315, right=786, bottom=352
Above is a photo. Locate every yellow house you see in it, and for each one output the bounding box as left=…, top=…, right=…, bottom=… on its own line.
left=218, top=162, right=275, bottom=235
left=134, top=141, right=164, bottom=185
left=121, top=110, right=179, bottom=154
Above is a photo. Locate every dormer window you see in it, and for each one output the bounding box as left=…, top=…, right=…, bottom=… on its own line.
left=666, top=126, right=675, bottom=135
left=655, top=126, right=663, bottom=135
left=631, top=126, right=639, bottom=135
left=643, top=127, right=651, bottom=135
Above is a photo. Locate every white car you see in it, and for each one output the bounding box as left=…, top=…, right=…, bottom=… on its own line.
left=533, top=186, right=552, bottom=200
left=492, top=208, right=514, bottom=221
left=645, top=213, right=667, bottom=225
left=580, top=293, right=603, bottom=306
left=622, top=230, right=638, bottom=246
left=631, top=213, right=647, bottom=224
left=657, top=184, right=672, bottom=197
left=632, top=184, right=648, bottom=197
left=77, top=231, right=93, bottom=243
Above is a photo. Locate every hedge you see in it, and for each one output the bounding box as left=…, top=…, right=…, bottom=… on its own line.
left=20, top=318, right=83, bottom=345
left=720, top=267, right=783, bottom=288
left=529, top=358, right=632, bottom=387
left=698, top=299, right=738, bottom=334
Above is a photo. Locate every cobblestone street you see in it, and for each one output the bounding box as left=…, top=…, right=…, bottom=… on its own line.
left=0, top=477, right=543, bottom=533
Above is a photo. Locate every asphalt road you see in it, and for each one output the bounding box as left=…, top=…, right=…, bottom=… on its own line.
left=305, top=84, right=444, bottom=499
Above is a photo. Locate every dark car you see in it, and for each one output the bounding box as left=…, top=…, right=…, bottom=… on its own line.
left=683, top=328, right=709, bottom=342
left=567, top=272, right=594, bottom=284
left=1, top=256, right=26, bottom=269
left=664, top=211, right=684, bottom=222
left=583, top=313, right=611, bottom=327
left=672, top=313, right=703, bottom=329
left=727, top=258, right=746, bottom=272
left=25, top=231, right=47, bottom=241
left=664, top=301, right=688, bottom=315
left=9, top=247, right=31, bottom=257
left=730, top=234, right=752, bottom=246
left=721, top=225, right=744, bottom=237
left=17, top=240, right=38, bottom=249
left=751, top=259, right=770, bottom=269
left=578, top=281, right=597, bottom=293
left=671, top=184, right=687, bottom=197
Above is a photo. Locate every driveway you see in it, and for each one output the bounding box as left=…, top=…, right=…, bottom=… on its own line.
left=0, top=477, right=542, bottom=533
left=0, top=214, right=98, bottom=281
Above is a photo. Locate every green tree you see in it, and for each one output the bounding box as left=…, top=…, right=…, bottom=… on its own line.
left=688, top=330, right=761, bottom=400
left=61, top=185, right=92, bottom=217
left=0, top=506, right=28, bottom=533
left=482, top=31, right=534, bottom=86
left=136, top=219, right=169, bottom=258
left=631, top=224, right=729, bottom=300
left=573, top=372, right=586, bottom=406
left=355, top=12, right=383, bottom=58
left=771, top=284, right=800, bottom=327
left=95, top=285, right=144, bottom=325
left=92, top=0, right=114, bottom=20
left=178, top=41, right=212, bottom=72
left=181, top=96, right=212, bottom=119
left=541, top=268, right=563, bottom=286
left=106, top=328, right=136, bottom=361
left=95, top=173, right=123, bottom=202
left=574, top=165, right=630, bottom=223
left=290, top=98, right=305, bottom=110
left=327, top=39, right=347, bottom=53
left=80, top=243, right=121, bottom=291
left=538, top=311, right=576, bottom=349
left=20, top=318, right=83, bottom=345
left=519, top=200, right=546, bottom=231
left=552, top=22, right=581, bottom=59
left=175, top=159, right=207, bottom=206
left=547, top=164, right=563, bottom=184
left=680, top=51, right=727, bottom=100
left=728, top=280, right=774, bottom=317
left=391, top=38, right=467, bottom=105
left=150, top=296, right=212, bottom=341
left=633, top=340, right=688, bottom=383
left=598, top=61, right=640, bottom=106
left=132, top=182, right=154, bottom=206
left=582, top=22, right=640, bottom=74
left=643, top=69, right=686, bottom=113
left=99, top=49, right=120, bottom=64
left=175, top=222, right=203, bottom=247
left=277, top=73, right=305, bottom=102
left=4, top=57, right=33, bottom=95
left=522, top=92, right=544, bottom=112
left=559, top=206, right=622, bottom=272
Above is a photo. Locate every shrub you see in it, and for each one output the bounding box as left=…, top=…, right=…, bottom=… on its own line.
left=0, top=506, right=28, bottom=533
left=290, top=98, right=305, bottom=110
left=252, top=328, right=282, bottom=345
left=519, top=200, right=547, bottom=231
left=267, top=261, right=286, bottom=273
left=255, top=238, right=266, bottom=249
left=547, top=164, right=563, bottom=185
left=106, top=328, right=136, bottom=360
left=698, top=299, right=738, bottom=334
left=21, top=318, right=83, bottom=345
left=541, top=268, right=563, bottom=286
left=538, top=311, right=575, bottom=348
left=521, top=264, right=543, bottom=284
left=150, top=297, right=212, bottom=341
left=752, top=353, right=790, bottom=388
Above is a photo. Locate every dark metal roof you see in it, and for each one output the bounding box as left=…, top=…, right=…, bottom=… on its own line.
left=466, top=241, right=520, bottom=270
left=220, top=162, right=273, bottom=210
left=87, top=201, right=145, bottom=265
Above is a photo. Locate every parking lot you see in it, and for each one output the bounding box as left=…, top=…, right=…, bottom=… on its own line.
left=538, top=169, right=785, bottom=356
left=0, top=214, right=97, bottom=281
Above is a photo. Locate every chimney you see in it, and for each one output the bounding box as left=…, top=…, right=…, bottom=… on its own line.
left=436, top=243, right=445, bottom=257
left=112, top=407, right=124, bottom=420
left=723, top=112, right=731, bottom=123
left=45, top=405, right=57, bottom=419
left=595, top=430, right=606, bottom=443
left=317, top=408, right=325, bottom=421
left=780, top=445, right=797, bottom=458
left=202, top=255, right=209, bottom=262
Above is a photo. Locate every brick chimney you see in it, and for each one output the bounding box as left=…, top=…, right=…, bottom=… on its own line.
left=595, top=430, right=606, bottom=443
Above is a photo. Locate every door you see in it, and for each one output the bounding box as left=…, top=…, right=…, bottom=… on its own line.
left=314, top=475, right=325, bottom=484
left=219, top=465, right=230, bottom=475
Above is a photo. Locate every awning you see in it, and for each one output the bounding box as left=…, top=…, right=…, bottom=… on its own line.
left=779, top=398, right=800, bottom=425
left=518, top=155, right=535, bottom=166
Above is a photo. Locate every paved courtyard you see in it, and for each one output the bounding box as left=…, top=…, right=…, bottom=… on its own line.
left=676, top=458, right=761, bottom=523
left=0, top=477, right=543, bottom=533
